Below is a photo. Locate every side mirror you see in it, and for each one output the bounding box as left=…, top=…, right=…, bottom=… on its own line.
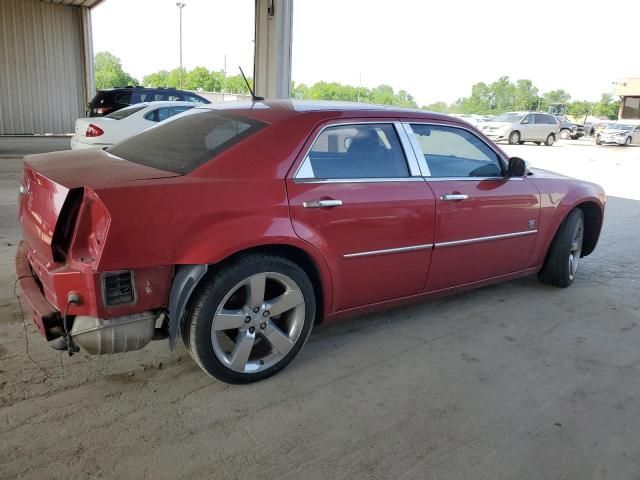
left=521, top=118, right=529, bottom=124
left=507, top=157, right=529, bottom=177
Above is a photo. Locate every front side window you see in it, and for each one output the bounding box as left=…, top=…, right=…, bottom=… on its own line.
left=495, top=112, right=525, bottom=123
left=296, top=123, right=409, bottom=179
left=108, top=109, right=265, bottom=174
left=521, top=114, right=533, bottom=124
left=410, top=124, right=503, bottom=178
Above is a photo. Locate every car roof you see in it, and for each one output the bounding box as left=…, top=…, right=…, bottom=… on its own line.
left=194, top=99, right=461, bottom=124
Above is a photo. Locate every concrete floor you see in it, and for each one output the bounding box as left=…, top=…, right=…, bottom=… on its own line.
left=1, top=139, right=639, bottom=479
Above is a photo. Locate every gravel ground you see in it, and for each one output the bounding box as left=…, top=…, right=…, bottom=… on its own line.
left=1, top=139, right=639, bottom=479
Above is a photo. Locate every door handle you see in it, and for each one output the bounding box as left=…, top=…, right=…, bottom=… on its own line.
left=303, top=199, right=343, bottom=208
left=441, top=194, right=469, bottom=201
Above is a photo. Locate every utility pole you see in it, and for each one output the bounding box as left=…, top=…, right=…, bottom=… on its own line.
left=224, top=54, right=227, bottom=93
left=176, top=2, right=186, bottom=89
left=357, top=72, right=361, bottom=103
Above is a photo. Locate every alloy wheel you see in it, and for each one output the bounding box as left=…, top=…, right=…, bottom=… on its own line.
left=568, top=218, right=584, bottom=281
left=210, top=272, right=306, bottom=373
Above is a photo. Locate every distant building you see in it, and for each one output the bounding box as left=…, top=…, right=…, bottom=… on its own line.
left=614, top=78, right=640, bottom=120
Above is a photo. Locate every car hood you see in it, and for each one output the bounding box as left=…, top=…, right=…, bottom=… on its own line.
left=23, top=149, right=180, bottom=190
left=481, top=121, right=512, bottom=129
left=529, top=167, right=571, bottom=179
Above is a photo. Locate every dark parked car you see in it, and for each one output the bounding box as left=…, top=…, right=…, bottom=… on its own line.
left=86, top=86, right=210, bottom=117
left=17, top=101, right=605, bottom=383
left=556, top=116, right=584, bottom=139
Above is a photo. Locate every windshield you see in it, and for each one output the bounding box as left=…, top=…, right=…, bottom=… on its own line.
left=609, top=124, right=633, bottom=131
left=494, top=112, right=525, bottom=123
left=107, top=109, right=266, bottom=174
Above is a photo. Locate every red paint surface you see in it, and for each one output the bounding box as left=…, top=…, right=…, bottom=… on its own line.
left=16, top=101, right=605, bottom=340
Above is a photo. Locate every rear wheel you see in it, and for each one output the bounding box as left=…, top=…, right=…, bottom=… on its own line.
left=538, top=209, right=584, bottom=288
left=560, top=129, right=571, bottom=139
left=184, top=255, right=316, bottom=383
left=508, top=131, right=520, bottom=145
left=545, top=133, right=555, bottom=146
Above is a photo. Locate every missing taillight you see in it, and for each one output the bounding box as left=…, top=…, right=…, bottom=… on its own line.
left=102, top=271, right=135, bottom=306
left=51, top=188, right=84, bottom=263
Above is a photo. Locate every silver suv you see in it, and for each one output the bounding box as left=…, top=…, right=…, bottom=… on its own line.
left=481, top=112, right=561, bottom=146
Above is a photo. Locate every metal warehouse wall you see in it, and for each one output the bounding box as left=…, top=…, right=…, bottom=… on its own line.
left=0, top=0, right=92, bottom=134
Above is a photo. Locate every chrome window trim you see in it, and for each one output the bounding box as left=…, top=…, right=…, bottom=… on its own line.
left=401, top=123, right=431, bottom=176
left=294, top=177, right=426, bottom=184
left=435, top=230, right=537, bottom=248
left=425, top=176, right=523, bottom=182
left=394, top=121, right=422, bottom=176
left=343, top=243, right=433, bottom=259
left=401, top=120, right=510, bottom=179
left=292, top=120, right=421, bottom=183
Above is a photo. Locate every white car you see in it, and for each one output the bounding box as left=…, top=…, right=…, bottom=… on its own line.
left=480, top=111, right=561, bottom=146
left=596, top=122, right=640, bottom=146
left=71, top=101, right=195, bottom=150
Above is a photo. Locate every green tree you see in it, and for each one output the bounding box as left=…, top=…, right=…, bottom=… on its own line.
left=567, top=100, right=593, bottom=117
left=94, top=51, right=138, bottom=89
left=423, top=102, right=449, bottom=113
left=225, top=74, right=252, bottom=94
left=593, top=93, right=620, bottom=120
left=142, top=70, right=169, bottom=87
left=542, top=89, right=571, bottom=109
left=513, top=79, right=539, bottom=110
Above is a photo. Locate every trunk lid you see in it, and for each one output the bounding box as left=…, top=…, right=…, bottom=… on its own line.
left=19, top=150, right=180, bottom=265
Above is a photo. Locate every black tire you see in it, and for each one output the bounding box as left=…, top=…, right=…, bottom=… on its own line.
left=508, top=131, right=520, bottom=145
left=595, top=135, right=602, bottom=145
left=559, top=129, right=571, bottom=139
left=545, top=134, right=555, bottom=146
left=624, top=137, right=631, bottom=146
left=538, top=209, right=584, bottom=288
left=184, top=254, right=316, bottom=383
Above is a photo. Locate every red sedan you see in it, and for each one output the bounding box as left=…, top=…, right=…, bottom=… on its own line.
left=16, top=101, right=605, bottom=383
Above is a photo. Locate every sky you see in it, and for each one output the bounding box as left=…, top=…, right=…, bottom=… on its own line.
left=92, top=0, right=640, bottom=106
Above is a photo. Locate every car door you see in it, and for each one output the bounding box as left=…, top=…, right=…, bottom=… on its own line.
left=286, top=120, right=436, bottom=312
left=519, top=114, right=535, bottom=141
left=403, top=121, right=541, bottom=292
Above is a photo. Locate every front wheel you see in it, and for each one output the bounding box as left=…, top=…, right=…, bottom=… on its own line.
left=508, top=131, right=520, bottom=145
left=625, top=137, right=631, bottom=146
left=184, top=255, right=316, bottom=383
left=538, top=209, right=584, bottom=288
left=545, top=133, right=555, bottom=146
left=595, top=135, right=602, bottom=145
left=560, top=129, right=571, bottom=139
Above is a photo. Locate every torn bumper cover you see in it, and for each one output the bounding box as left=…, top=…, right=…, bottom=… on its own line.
left=16, top=241, right=161, bottom=354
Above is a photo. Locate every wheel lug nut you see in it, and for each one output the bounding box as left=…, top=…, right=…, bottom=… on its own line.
left=259, top=359, right=264, bottom=365
left=260, top=322, right=267, bottom=329
left=253, top=307, right=260, bottom=313
left=263, top=310, right=270, bottom=317
left=245, top=316, right=251, bottom=323
left=249, top=326, right=255, bottom=334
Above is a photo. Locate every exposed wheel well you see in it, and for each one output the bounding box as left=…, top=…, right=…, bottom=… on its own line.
left=575, top=202, right=603, bottom=257
left=208, top=244, right=325, bottom=324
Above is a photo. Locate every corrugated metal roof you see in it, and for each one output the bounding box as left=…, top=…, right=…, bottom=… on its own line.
left=39, top=0, right=105, bottom=8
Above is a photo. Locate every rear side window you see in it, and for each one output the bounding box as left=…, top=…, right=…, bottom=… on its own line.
left=108, top=109, right=265, bottom=174
left=296, top=123, right=409, bottom=179
left=143, top=105, right=194, bottom=122
left=115, top=93, right=132, bottom=105
left=105, top=104, right=147, bottom=120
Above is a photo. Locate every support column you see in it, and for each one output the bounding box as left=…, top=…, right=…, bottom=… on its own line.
left=253, top=0, right=293, bottom=99
left=80, top=6, right=95, bottom=108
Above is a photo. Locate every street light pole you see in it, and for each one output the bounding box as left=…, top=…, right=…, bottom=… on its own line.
left=176, top=2, right=186, bottom=90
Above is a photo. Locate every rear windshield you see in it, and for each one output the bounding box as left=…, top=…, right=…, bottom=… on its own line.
left=107, top=109, right=265, bottom=174
left=105, top=104, right=147, bottom=120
